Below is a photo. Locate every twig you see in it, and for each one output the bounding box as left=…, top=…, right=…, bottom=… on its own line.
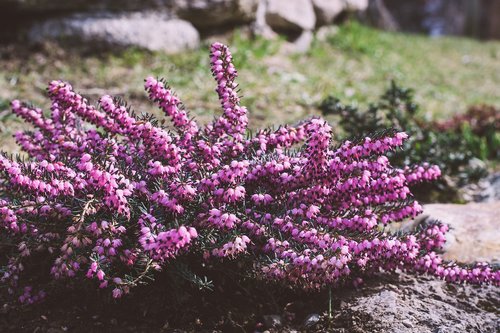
left=122, top=259, right=154, bottom=287
left=73, top=198, right=96, bottom=231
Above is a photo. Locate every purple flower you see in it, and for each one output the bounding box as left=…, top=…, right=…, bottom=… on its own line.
left=0, top=43, right=497, bottom=303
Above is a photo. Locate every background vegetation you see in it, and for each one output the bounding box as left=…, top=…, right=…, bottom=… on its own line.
left=1, top=22, right=500, bottom=154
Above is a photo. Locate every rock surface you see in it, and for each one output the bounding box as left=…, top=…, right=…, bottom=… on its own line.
left=490, top=173, right=500, bottom=200
left=460, top=172, right=500, bottom=203
left=28, top=13, right=200, bottom=53
left=0, top=0, right=172, bottom=12
left=344, top=0, right=369, bottom=12
left=327, top=272, right=499, bottom=333
left=283, top=30, right=314, bottom=53
left=253, top=0, right=279, bottom=39
left=302, top=313, right=320, bottom=328
left=312, top=0, right=344, bottom=25
left=3, top=0, right=500, bottom=44
left=175, top=0, right=259, bottom=29
left=265, top=0, right=316, bottom=32
left=422, top=201, right=500, bottom=264
left=262, top=314, right=283, bottom=328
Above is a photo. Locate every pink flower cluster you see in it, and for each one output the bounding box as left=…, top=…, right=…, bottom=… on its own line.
left=138, top=213, right=198, bottom=261
left=1, top=43, right=497, bottom=304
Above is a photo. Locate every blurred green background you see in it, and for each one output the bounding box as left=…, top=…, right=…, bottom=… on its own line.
left=1, top=22, right=499, bottom=154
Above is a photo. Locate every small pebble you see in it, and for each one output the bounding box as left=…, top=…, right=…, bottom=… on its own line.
left=263, top=315, right=282, bottom=328
left=303, top=313, right=320, bottom=328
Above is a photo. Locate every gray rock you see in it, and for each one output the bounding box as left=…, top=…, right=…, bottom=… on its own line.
left=292, top=30, right=314, bottom=53
left=28, top=13, right=200, bottom=53
left=392, top=201, right=500, bottom=265
left=460, top=178, right=494, bottom=203
left=316, top=25, right=339, bottom=41
left=175, top=0, right=259, bottom=29
left=336, top=273, right=499, bottom=332
left=262, top=314, right=282, bottom=328
left=344, top=0, right=369, bottom=12
left=302, top=313, right=320, bottom=328
left=253, top=0, right=279, bottom=39
left=423, top=202, right=500, bottom=264
left=467, top=157, right=487, bottom=172
left=0, top=0, right=173, bottom=12
left=459, top=172, right=500, bottom=203
left=312, top=0, right=344, bottom=26
left=490, top=173, right=500, bottom=200
left=401, top=319, right=413, bottom=328
left=265, top=0, right=316, bottom=32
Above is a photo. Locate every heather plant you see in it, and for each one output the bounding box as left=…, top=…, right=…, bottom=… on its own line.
left=1, top=43, right=498, bottom=305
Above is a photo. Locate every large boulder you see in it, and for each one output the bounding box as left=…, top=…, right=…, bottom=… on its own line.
left=312, top=0, right=344, bottom=26
left=253, top=0, right=278, bottom=38
left=391, top=201, right=499, bottom=265
left=28, top=13, right=200, bottom=53
left=0, top=0, right=172, bottom=12
left=332, top=272, right=499, bottom=333
left=175, top=0, right=259, bottom=29
left=459, top=172, right=500, bottom=203
left=422, top=201, right=500, bottom=264
left=344, top=0, right=369, bottom=12
left=265, top=0, right=316, bottom=32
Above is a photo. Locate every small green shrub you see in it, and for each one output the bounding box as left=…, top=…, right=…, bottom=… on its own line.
left=319, top=81, right=497, bottom=201
left=434, top=104, right=500, bottom=160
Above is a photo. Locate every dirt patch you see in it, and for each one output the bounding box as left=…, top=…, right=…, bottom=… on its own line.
left=0, top=271, right=498, bottom=332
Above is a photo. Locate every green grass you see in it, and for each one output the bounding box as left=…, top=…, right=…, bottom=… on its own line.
left=310, top=22, right=500, bottom=120
left=1, top=21, right=499, bottom=151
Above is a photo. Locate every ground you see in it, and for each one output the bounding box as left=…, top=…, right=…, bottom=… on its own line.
left=0, top=272, right=498, bottom=332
